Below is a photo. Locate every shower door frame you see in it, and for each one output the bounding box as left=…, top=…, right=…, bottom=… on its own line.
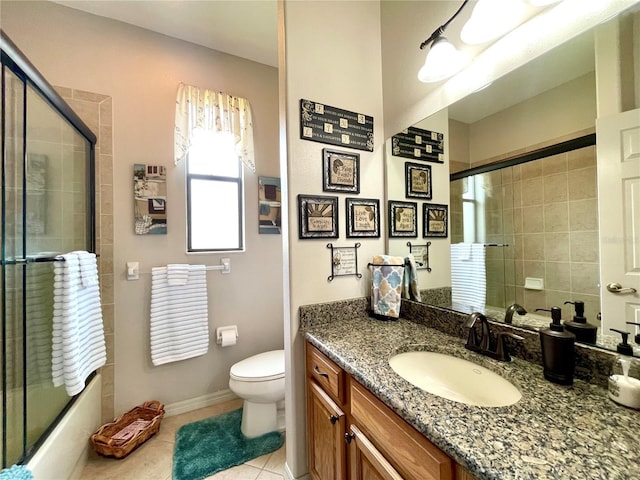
left=1, top=30, right=97, bottom=467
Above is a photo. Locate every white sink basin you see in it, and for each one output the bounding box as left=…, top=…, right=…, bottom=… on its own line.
left=389, top=351, right=521, bottom=407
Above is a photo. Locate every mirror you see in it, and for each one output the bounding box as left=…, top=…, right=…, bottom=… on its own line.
left=385, top=5, right=640, bottom=353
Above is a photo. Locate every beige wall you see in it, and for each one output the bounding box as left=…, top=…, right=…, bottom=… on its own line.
left=1, top=1, right=282, bottom=416
left=467, top=73, right=596, bottom=165
left=282, top=0, right=385, bottom=476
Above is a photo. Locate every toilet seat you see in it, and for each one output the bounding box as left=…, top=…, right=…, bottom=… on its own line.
left=230, top=349, right=284, bottom=382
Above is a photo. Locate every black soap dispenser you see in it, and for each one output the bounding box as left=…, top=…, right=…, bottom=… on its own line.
left=610, top=328, right=634, bottom=355
left=536, top=306, right=576, bottom=385
left=563, top=301, right=598, bottom=344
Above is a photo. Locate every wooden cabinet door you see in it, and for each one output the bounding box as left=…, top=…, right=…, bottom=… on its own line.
left=348, top=424, right=403, bottom=480
left=307, top=381, right=347, bottom=480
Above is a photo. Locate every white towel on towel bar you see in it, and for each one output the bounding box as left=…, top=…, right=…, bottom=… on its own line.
left=51, top=251, right=106, bottom=396
left=150, top=264, right=209, bottom=366
left=450, top=243, right=486, bottom=309
left=167, top=264, right=190, bottom=286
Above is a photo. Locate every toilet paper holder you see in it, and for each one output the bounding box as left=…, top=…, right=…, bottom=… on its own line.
left=216, top=325, right=238, bottom=345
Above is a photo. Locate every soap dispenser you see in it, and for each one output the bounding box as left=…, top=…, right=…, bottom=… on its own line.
left=536, top=306, right=576, bottom=385
left=563, top=300, right=598, bottom=344
left=608, top=328, right=640, bottom=409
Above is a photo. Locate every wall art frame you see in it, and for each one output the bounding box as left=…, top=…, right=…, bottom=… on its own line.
left=423, top=203, right=448, bottom=238
left=298, top=194, right=339, bottom=239
left=346, top=197, right=380, bottom=238
left=388, top=200, right=417, bottom=238
left=405, top=162, right=432, bottom=199
left=322, top=148, right=360, bottom=193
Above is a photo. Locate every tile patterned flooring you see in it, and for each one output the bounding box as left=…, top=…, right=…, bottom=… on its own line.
left=79, top=399, right=286, bottom=480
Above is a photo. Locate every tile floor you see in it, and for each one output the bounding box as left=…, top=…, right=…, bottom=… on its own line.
left=79, top=398, right=286, bottom=480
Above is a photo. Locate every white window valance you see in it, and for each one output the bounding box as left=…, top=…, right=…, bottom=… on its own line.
left=174, top=83, right=255, bottom=172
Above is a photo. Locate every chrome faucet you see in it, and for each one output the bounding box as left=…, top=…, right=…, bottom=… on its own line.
left=505, top=303, right=527, bottom=324
left=464, top=312, right=523, bottom=361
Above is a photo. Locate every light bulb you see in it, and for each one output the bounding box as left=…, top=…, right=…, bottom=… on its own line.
left=460, top=0, right=527, bottom=45
left=418, top=37, right=467, bottom=83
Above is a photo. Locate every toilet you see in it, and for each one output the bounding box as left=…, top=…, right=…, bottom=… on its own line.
left=228, top=349, right=285, bottom=438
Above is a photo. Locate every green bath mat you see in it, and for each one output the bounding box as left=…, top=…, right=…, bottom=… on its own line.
left=172, top=408, right=284, bottom=480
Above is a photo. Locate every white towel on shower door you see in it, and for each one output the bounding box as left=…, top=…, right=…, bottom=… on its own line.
left=51, top=251, right=106, bottom=396
left=150, top=264, right=209, bottom=366
left=450, top=243, right=486, bottom=309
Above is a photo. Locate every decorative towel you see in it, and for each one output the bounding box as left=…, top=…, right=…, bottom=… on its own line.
left=370, top=255, right=405, bottom=319
left=450, top=243, right=486, bottom=309
left=150, top=265, right=209, bottom=366
left=402, top=254, right=422, bottom=302
left=52, top=251, right=106, bottom=396
left=167, top=264, right=190, bottom=286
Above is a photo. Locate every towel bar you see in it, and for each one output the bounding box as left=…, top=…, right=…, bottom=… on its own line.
left=367, top=262, right=405, bottom=267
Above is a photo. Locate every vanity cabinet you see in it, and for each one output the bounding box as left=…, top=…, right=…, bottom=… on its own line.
left=306, top=341, right=477, bottom=480
left=306, top=343, right=348, bottom=480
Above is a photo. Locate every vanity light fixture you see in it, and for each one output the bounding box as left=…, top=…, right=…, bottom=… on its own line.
left=417, top=0, right=470, bottom=83
left=460, top=0, right=528, bottom=45
left=527, top=0, right=561, bottom=6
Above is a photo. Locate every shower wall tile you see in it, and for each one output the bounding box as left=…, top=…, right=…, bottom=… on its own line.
left=568, top=144, right=596, bottom=170
left=543, top=203, right=569, bottom=232
left=72, top=90, right=109, bottom=103
left=522, top=206, right=543, bottom=233
left=523, top=260, right=545, bottom=279
left=99, top=125, right=113, bottom=155
left=570, top=231, right=599, bottom=263
left=545, top=262, right=571, bottom=291
left=523, top=233, right=545, bottom=260
left=569, top=199, right=598, bottom=231
left=101, top=303, right=114, bottom=335
left=100, top=185, right=113, bottom=215
left=99, top=154, right=113, bottom=182
left=543, top=172, right=568, bottom=203
left=571, top=263, right=600, bottom=295
left=544, top=232, right=570, bottom=261
left=521, top=160, right=543, bottom=179
left=101, top=215, right=114, bottom=244
left=521, top=177, right=544, bottom=206
left=568, top=166, right=597, bottom=200
left=66, top=99, right=99, bottom=134
left=542, top=152, right=567, bottom=175
left=100, top=273, right=114, bottom=305
left=99, top=98, right=113, bottom=126
left=60, top=87, right=114, bottom=422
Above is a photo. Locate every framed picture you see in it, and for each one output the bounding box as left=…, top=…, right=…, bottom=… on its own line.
left=298, top=194, right=339, bottom=239
left=346, top=198, right=380, bottom=238
left=423, top=203, right=448, bottom=238
left=388, top=200, right=417, bottom=238
left=322, top=148, right=360, bottom=193
left=405, top=162, right=432, bottom=199
left=258, top=176, right=281, bottom=234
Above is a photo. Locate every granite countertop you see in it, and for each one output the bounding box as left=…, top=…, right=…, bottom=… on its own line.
left=303, top=316, right=640, bottom=480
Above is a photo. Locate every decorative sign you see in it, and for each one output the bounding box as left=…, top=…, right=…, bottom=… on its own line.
left=391, top=126, right=444, bottom=163
left=134, top=163, right=167, bottom=235
left=327, top=243, right=362, bottom=281
left=300, top=99, right=374, bottom=152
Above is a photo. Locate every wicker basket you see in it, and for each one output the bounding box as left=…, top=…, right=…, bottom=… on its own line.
left=91, top=400, right=165, bottom=459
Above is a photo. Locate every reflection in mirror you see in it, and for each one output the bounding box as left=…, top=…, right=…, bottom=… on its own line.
left=449, top=138, right=600, bottom=337
left=385, top=5, right=640, bottom=355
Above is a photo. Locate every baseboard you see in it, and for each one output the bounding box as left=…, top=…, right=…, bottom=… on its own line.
left=164, top=389, right=238, bottom=417
left=284, top=462, right=310, bottom=480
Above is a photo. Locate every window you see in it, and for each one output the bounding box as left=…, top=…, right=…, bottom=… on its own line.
left=187, top=130, right=244, bottom=252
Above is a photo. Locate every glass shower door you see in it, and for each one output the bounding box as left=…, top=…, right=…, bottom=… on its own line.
left=1, top=65, right=93, bottom=467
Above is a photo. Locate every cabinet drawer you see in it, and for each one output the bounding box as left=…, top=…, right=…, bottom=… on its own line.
left=306, top=343, right=345, bottom=403
left=350, top=380, right=454, bottom=480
